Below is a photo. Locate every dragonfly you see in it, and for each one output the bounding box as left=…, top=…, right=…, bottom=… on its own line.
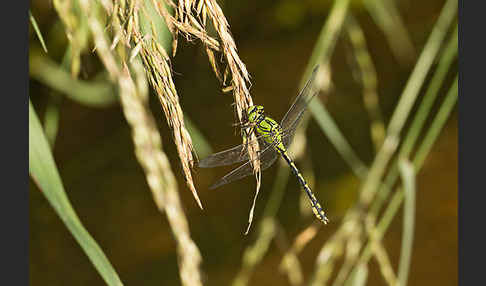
left=199, top=66, right=329, bottom=224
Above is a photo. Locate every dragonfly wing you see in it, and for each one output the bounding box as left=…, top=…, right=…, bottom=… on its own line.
left=280, top=66, right=320, bottom=132
left=209, top=145, right=280, bottom=189
left=281, top=128, right=296, bottom=150
left=199, top=134, right=270, bottom=168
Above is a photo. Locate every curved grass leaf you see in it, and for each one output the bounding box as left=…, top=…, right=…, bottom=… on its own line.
left=29, top=11, right=48, bottom=53
left=29, top=100, right=123, bottom=286
left=29, top=51, right=117, bottom=107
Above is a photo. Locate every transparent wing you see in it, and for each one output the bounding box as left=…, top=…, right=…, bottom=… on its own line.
left=280, top=65, right=320, bottom=132
left=208, top=145, right=280, bottom=189
left=199, top=128, right=299, bottom=169
left=198, top=134, right=271, bottom=168
left=200, top=67, right=319, bottom=169
left=282, top=126, right=297, bottom=150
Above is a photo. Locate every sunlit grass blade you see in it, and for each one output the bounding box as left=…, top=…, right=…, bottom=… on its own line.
left=347, top=263, right=368, bottom=286
left=280, top=223, right=320, bottom=285
left=232, top=163, right=290, bottom=286
left=413, top=76, right=458, bottom=167
left=29, top=100, right=123, bottom=286
left=363, top=0, right=415, bottom=65
left=309, top=99, right=368, bottom=179
left=296, top=0, right=368, bottom=179
left=402, top=23, right=457, bottom=161
left=232, top=217, right=277, bottom=286
left=29, top=51, right=117, bottom=107
left=29, top=10, right=48, bottom=53
left=370, top=24, right=458, bottom=216
left=386, top=0, right=457, bottom=136
left=301, top=0, right=351, bottom=79
left=398, top=159, right=416, bottom=286
left=359, top=0, right=457, bottom=205
left=344, top=76, right=457, bottom=284
left=345, top=15, right=385, bottom=152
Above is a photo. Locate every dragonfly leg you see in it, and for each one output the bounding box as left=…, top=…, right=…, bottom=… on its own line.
left=238, top=126, right=257, bottom=158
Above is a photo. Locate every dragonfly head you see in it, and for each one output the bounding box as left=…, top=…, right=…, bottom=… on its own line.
left=247, top=105, right=265, bottom=123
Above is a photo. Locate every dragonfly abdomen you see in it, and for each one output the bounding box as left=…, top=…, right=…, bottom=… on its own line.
left=279, top=150, right=329, bottom=224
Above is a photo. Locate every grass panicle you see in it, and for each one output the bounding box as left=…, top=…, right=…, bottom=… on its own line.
left=120, top=0, right=203, bottom=209
left=52, top=0, right=205, bottom=284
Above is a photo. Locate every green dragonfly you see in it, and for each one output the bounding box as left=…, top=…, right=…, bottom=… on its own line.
left=199, top=66, right=328, bottom=224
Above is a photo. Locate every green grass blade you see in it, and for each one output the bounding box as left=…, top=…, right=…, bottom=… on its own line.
left=370, top=24, right=458, bottom=217
left=29, top=100, right=124, bottom=286
left=296, top=0, right=368, bottom=179
left=398, top=159, right=416, bottom=286
left=29, top=51, right=117, bottom=107
left=348, top=263, right=368, bottom=286
left=29, top=10, right=48, bottom=53
left=184, top=115, right=213, bottom=158
left=301, top=0, right=351, bottom=80
left=232, top=162, right=291, bottom=286
left=345, top=75, right=457, bottom=284
left=386, top=0, right=457, bottom=136
left=309, top=100, right=368, bottom=179
left=359, top=0, right=457, bottom=205
left=401, top=24, right=458, bottom=161
left=363, top=0, right=415, bottom=65
left=413, top=76, right=458, bottom=168
left=345, top=16, right=385, bottom=152
left=140, top=0, right=173, bottom=52
left=43, top=96, right=61, bottom=148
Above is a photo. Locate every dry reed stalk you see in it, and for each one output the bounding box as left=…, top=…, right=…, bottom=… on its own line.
left=72, top=1, right=204, bottom=285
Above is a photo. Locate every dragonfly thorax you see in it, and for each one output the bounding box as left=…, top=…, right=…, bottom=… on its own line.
left=247, top=105, right=265, bottom=124
left=247, top=105, right=284, bottom=148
